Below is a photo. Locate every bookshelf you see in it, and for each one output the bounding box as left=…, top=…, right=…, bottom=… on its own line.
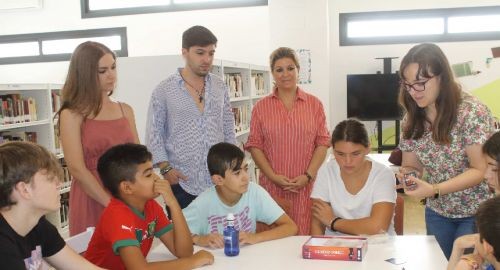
left=0, top=83, right=70, bottom=236
left=213, top=61, right=271, bottom=183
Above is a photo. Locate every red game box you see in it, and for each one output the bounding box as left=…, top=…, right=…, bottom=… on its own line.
left=302, top=236, right=368, bottom=261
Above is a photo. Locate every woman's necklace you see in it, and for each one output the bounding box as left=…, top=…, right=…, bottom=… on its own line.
left=180, top=74, right=205, bottom=103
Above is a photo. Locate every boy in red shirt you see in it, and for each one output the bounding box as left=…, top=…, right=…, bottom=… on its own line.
left=84, top=143, right=213, bottom=269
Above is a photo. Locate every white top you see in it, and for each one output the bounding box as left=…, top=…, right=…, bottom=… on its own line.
left=147, top=235, right=448, bottom=270
left=311, top=158, right=397, bottom=235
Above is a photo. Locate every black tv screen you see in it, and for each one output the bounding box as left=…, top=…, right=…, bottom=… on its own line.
left=347, top=74, right=402, bottom=121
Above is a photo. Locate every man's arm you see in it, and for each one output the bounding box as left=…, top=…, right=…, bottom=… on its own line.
left=45, top=245, right=106, bottom=270
left=145, top=87, right=169, bottom=165
left=221, top=82, right=236, bottom=144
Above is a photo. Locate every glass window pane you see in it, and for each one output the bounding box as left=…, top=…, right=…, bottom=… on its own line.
left=89, top=0, right=170, bottom=10
left=42, top=36, right=122, bottom=55
left=173, top=0, right=226, bottom=3
left=448, top=15, right=500, bottom=33
left=0, top=42, right=39, bottom=58
left=347, top=18, right=444, bottom=38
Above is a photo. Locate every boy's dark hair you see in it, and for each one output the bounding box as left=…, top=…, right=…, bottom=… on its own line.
left=331, top=118, right=370, bottom=148
left=97, top=143, right=152, bottom=198
left=182, top=25, right=218, bottom=49
left=0, top=141, right=63, bottom=209
left=483, top=131, right=500, bottom=180
left=207, top=143, right=244, bottom=178
left=476, top=196, right=500, bottom=261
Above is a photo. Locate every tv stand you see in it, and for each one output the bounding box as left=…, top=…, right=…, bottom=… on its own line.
left=376, top=120, right=400, bottom=153
left=375, top=56, right=400, bottom=153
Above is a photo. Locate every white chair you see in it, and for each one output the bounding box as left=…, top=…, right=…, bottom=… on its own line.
left=65, top=227, right=95, bottom=254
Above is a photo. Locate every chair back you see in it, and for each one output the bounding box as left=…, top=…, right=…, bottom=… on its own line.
left=256, top=195, right=292, bottom=233
left=394, top=194, right=404, bottom=235
left=65, top=227, right=95, bottom=254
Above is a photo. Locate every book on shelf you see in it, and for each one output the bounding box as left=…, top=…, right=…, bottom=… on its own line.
left=59, top=192, right=70, bottom=228
left=52, top=90, right=61, bottom=113
left=0, top=94, right=38, bottom=125
left=58, top=157, right=72, bottom=191
left=54, top=125, right=61, bottom=150
left=251, top=73, right=266, bottom=96
left=232, top=104, right=250, bottom=133
left=225, top=73, right=243, bottom=98
left=0, top=131, right=37, bottom=144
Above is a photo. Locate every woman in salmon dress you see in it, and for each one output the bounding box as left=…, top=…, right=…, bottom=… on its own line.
left=58, top=41, right=139, bottom=236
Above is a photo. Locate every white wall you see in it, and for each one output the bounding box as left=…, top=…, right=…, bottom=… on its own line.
left=329, top=0, right=500, bottom=130
left=268, top=0, right=331, bottom=127
left=0, top=0, right=270, bottom=83
left=2, top=0, right=500, bottom=131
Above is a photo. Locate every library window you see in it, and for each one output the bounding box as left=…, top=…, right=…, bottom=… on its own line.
left=340, top=6, right=500, bottom=46
left=347, top=18, right=444, bottom=38
left=0, top=28, right=127, bottom=65
left=448, top=15, right=500, bottom=33
left=81, top=0, right=268, bottom=18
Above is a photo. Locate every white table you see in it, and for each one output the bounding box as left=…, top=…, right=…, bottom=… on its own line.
left=147, top=235, right=447, bottom=270
left=367, top=153, right=400, bottom=173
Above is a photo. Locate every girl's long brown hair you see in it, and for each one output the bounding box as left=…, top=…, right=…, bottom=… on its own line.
left=399, top=43, right=462, bottom=144
left=57, top=41, right=115, bottom=120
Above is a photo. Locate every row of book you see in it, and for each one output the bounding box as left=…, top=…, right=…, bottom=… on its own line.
left=59, top=193, right=69, bottom=229
left=52, top=91, right=61, bottom=113
left=46, top=158, right=71, bottom=229
left=0, top=94, right=38, bottom=125
left=0, top=131, right=37, bottom=144
left=232, top=105, right=250, bottom=133
left=251, top=73, right=266, bottom=96
left=59, top=157, right=72, bottom=192
left=225, top=73, right=244, bottom=98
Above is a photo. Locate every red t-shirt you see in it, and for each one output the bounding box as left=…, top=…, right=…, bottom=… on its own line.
left=85, top=198, right=172, bottom=270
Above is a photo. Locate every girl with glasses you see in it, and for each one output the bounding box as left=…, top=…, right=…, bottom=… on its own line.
left=397, top=43, right=495, bottom=259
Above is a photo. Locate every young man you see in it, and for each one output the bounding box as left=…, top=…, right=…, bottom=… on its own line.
left=84, top=143, right=213, bottom=270
left=183, top=142, right=298, bottom=248
left=146, top=25, right=236, bottom=208
left=0, top=141, right=104, bottom=270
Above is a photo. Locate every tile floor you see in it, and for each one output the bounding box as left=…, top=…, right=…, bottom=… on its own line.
left=402, top=193, right=427, bottom=235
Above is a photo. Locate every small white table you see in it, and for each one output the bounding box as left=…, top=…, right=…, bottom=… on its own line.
left=147, top=235, right=447, bottom=270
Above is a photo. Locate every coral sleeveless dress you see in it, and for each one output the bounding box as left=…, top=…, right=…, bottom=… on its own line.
left=68, top=105, right=135, bottom=236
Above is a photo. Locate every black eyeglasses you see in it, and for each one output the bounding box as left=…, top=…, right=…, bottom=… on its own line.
left=401, top=76, right=434, bottom=92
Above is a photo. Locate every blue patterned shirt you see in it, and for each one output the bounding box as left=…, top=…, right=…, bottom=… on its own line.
left=146, top=68, right=236, bottom=195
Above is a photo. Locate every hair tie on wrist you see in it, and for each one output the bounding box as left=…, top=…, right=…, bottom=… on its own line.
left=330, top=217, right=342, bottom=232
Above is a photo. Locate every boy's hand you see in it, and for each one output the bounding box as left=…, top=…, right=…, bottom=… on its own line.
left=195, top=234, right=224, bottom=249
left=239, top=231, right=259, bottom=245
left=453, top=234, right=478, bottom=250
left=153, top=175, right=177, bottom=206
left=191, top=250, right=214, bottom=268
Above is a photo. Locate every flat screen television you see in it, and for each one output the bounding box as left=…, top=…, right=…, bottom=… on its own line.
left=347, top=73, right=402, bottom=121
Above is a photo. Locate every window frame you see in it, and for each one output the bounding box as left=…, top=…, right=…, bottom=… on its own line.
left=80, top=0, right=268, bottom=18
left=0, top=27, right=127, bottom=65
left=339, top=6, right=500, bottom=46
